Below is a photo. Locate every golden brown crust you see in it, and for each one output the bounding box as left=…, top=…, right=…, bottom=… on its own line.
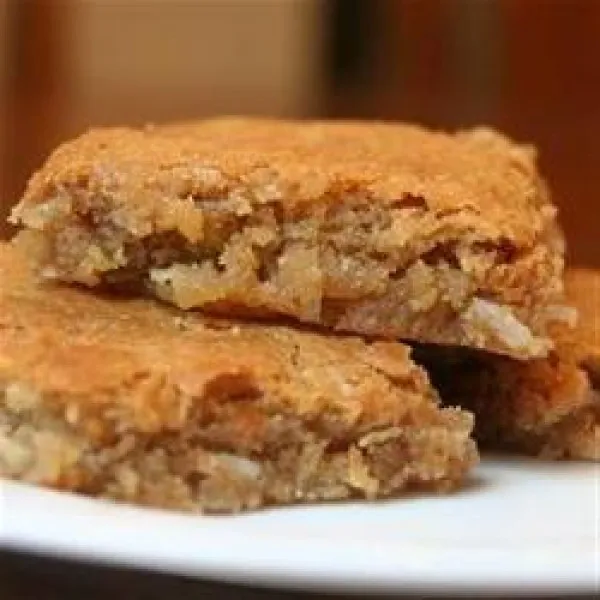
left=416, top=268, right=599, bottom=460
left=18, top=119, right=548, bottom=241
left=11, top=118, right=566, bottom=358
left=0, top=244, right=477, bottom=511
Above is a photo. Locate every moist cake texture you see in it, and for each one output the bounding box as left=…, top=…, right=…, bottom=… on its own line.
left=415, top=269, right=599, bottom=460
left=0, top=245, right=477, bottom=513
left=12, top=118, right=567, bottom=358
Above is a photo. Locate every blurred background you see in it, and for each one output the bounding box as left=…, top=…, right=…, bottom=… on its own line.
left=0, top=0, right=598, bottom=265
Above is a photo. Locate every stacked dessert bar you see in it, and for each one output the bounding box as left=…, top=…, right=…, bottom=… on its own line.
left=1, top=118, right=596, bottom=512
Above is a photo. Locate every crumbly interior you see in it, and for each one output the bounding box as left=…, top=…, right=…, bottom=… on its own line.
left=414, top=345, right=600, bottom=460
left=0, top=382, right=476, bottom=513
left=16, top=188, right=565, bottom=358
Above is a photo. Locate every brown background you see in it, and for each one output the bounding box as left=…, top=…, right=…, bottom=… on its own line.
left=1, top=0, right=599, bottom=268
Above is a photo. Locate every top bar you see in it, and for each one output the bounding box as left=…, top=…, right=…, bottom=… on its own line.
left=12, top=118, right=568, bottom=357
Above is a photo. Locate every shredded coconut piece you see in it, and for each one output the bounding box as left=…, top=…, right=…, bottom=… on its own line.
left=214, top=453, right=262, bottom=480
left=463, top=298, right=550, bottom=356
left=5, top=383, right=41, bottom=414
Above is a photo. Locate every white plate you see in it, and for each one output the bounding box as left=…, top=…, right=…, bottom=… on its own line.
left=1, top=458, right=599, bottom=595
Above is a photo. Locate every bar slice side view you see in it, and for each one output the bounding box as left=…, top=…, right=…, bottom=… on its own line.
left=12, top=118, right=568, bottom=358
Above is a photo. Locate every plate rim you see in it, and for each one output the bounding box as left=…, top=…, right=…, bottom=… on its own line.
left=1, top=461, right=599, bottom=595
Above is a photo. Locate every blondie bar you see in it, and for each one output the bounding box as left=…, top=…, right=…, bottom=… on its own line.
left=0, top=245, right=476, bottom=512
left=415, top=269, right=598, bottom=459
left=12, top=118, right=567, bottom=358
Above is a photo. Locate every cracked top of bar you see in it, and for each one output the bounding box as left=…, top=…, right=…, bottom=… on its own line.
left=12, top=117, right=567, bottom=357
